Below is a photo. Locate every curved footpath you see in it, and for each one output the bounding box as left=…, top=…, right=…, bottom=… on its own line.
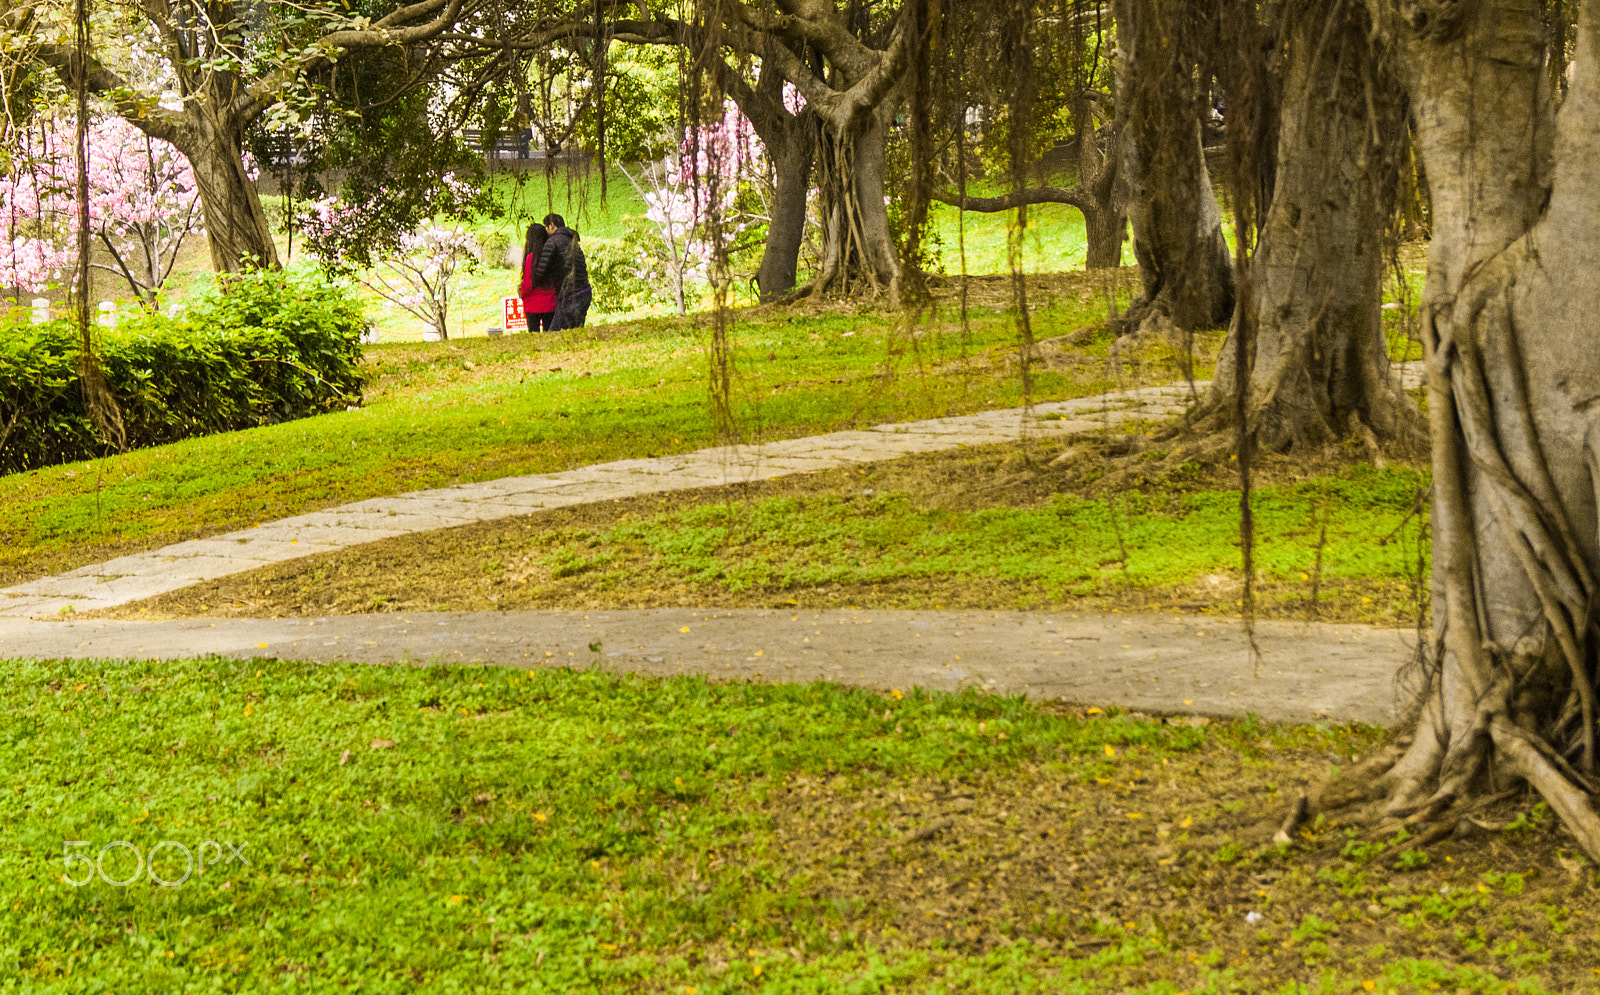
left=0, top=384, right=1204, bottom=618
left=1, top=370, right=1426, bottom=726
left=0, top=609, right=1414, bottom=726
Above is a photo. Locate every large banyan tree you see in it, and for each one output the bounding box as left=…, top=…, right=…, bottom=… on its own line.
left=1281, top=0, right=1600, bottom=858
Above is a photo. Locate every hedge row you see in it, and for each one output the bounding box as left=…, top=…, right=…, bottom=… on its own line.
left=0, top=270, right=369, bottom=475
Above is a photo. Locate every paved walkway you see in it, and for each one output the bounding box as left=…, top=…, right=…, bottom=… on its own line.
left=0, top=608, right=1417, bottom=725
left=0, top=384, right=1207, bottom=619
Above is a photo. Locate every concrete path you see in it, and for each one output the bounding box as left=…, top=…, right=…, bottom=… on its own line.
left=0, top=384, right=1207, bottom=619
left=0, top=608, right=1417, bottom=725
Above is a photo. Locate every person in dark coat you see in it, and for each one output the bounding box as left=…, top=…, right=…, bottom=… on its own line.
left=518, top=224, right=557, bottom=332
left=532, top=212, right=592, bottom=331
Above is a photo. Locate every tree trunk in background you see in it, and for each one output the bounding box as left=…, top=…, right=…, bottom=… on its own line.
left=1115, top=0, right=1233, bottom=332
left=812, top=104, right=902, bottom=299
left=1291, top=0, right=1600, bottom=860
left=183, top=111, right=281, bottom=273
left=732, top=63, right=818, bottom=302
left=755, top=123, right=814, bottom=300
left=1196, top=0, right=1422, bottom=454
left=1078, top=118, right=1128, bottom=269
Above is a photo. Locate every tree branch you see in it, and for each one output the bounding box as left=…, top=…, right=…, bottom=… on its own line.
left=931, top=186, right=1091, bottom=212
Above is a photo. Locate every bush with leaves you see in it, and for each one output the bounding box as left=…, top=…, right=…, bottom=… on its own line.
left=0, top=269, right=368, bottom=474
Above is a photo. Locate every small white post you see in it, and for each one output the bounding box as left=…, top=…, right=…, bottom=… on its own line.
left=97, top=301, right=116, bottom=328
left=31, top=298, right=49, bottom=324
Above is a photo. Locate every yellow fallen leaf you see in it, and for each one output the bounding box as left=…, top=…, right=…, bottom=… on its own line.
left=754, top=650, right=763, bottom=656
left=1126, top=812, right=1143, bottom=819
left=1361, top=596, right=1373, bottom=603
left=1095, top=777, right=1112, bottom=785
left=1104, top=744, right=1116, bottom=757
left=599, top=942, right=618, bottom=952
left=532, top=812, right=547, bottom=824
left=1086, top=707, right=1102, bottom=715
left=1183, top=699, right=1194, bottom=705
left=1362, top=983, right=1375, bottom=992
left=1180, top=815, right=1193, bottom=828
left=73, top=683, right=87, bottom=692
left=257, top=643, right=268, bottom=648
left=1300, top=572, right=1309, bottom=580
left=447, top=895, right=464, bottom=904
left=890, top=689, right=903, bottom=700
left=243, top=702, right=254, bottom=717
left=753, top=965, right=763, bottom=977
left=680, top=626, right=691, bottom=632
left=786, top=599, right=797, bottom=605
left=674, top=776, right=684, bottom=787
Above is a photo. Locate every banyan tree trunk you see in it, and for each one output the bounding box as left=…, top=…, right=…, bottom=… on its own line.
left=184, top=112, right=281, bottom=273
left=1115, top=0, right=1234, bottom=333
left=1292, top=0, right=1600, bottom=860
left=809, top=104, right=902, bottom=301
left=755, top=123, right=815, bottom=302
left=1196, top=0, right=1422, bottom=454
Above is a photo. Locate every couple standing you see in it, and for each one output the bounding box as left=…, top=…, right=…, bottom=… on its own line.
left=519, top=213, right=592, bottom=332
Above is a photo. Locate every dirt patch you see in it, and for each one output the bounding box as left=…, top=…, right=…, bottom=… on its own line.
left=98, top=437, right=1430, bottom=625
left=707, top=719, right=1600, bottom=990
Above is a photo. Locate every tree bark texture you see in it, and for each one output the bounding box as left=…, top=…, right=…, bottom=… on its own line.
left=726, top=61, right=818, bottom=302
left=1078, top=115, right=1129, bottom=270
left=1292, top=0, right=1600, bottom=860
left=811, top=103, right=902, bottom=298
left=184, top=108, right=281, bottom=273
left=1199, top=0, right=1420, bottom=454
left=1115, top=0, right=1234, bottom=332
left=754, top=120, right=814, bottom=300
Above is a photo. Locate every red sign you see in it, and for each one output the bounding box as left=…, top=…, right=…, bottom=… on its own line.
left=502, top=296, right=528, bottom=333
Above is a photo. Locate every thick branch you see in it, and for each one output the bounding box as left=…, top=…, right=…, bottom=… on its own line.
left=234, top=0, right=467, bottom=122
left=931, top=186, right=1091, bottom=212
left=26, top=43, right=188, bottom=145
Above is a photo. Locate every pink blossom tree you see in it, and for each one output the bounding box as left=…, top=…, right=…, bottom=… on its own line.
left=621, top=102, right=769, bottom=315
left=0, top=114, right=203, bottom=307
left=361, top=224, right=480, bottom=342
left=297, top=195, right=481, bottom=341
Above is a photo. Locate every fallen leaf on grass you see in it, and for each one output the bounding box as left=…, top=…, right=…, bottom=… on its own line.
left=338, top=749, right=350, bottom=765
left=370, top=738, right=396, bottom=750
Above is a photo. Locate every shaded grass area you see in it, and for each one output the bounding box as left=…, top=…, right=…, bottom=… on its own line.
left=5, top=657, right=1594, bottom=992
left=0, top=274, right=1174, bottom=590
left=133, top=438, right=1431, bottom=626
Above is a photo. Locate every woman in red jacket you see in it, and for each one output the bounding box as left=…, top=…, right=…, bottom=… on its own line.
left=518, top=224, right=558, bottom=332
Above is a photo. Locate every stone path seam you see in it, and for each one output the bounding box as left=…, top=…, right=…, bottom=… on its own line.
left=0, top=366, right=1421, bottom=620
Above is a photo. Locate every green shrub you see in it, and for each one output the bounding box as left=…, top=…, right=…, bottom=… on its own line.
left=0, top=269, right=368, bottom=474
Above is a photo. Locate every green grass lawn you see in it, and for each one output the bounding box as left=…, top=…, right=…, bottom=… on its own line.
left=2, top=283, right=1178, bottom=588
left=5, top=658, right=1592, bottom=992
